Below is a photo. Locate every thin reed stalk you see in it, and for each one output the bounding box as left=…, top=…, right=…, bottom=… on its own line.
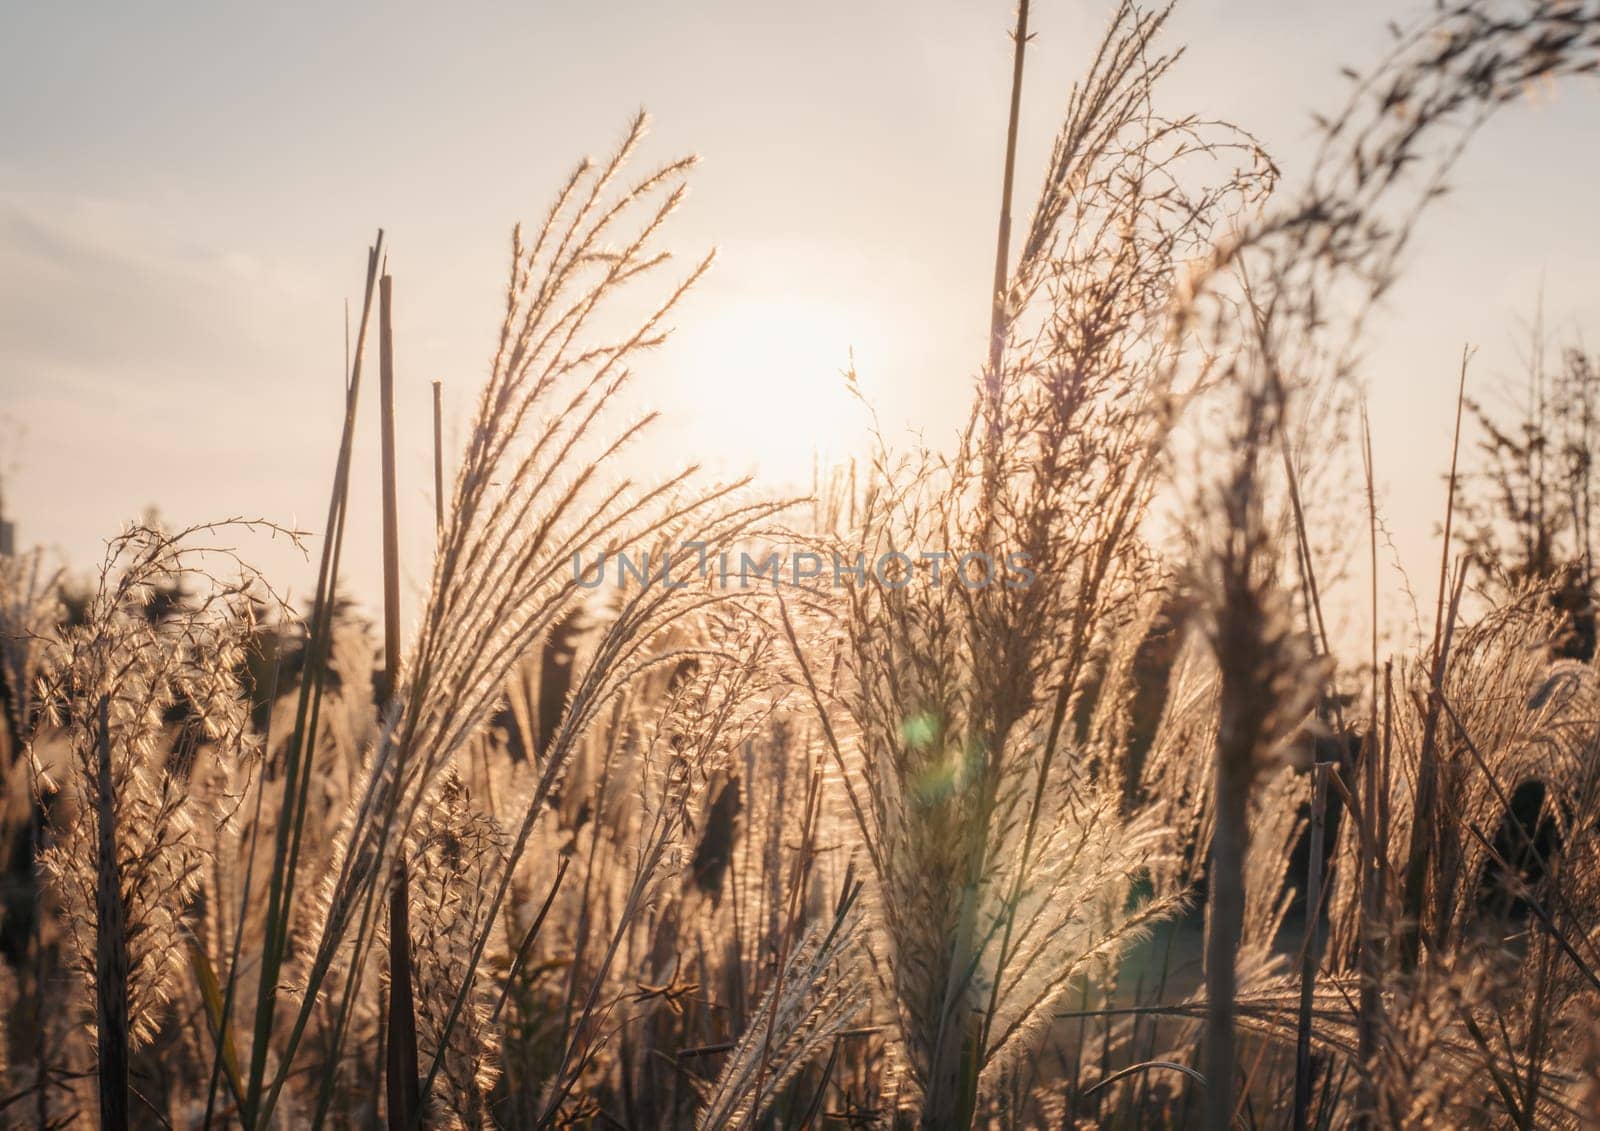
left=376, top=271, right=422, bottom=1130
left=93, top=695, right=129, bottom=1131
left=242, top=233, right=383, bottom=1128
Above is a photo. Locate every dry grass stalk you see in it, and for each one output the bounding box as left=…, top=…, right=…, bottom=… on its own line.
left=5, top=4, right=1600, bottom=1129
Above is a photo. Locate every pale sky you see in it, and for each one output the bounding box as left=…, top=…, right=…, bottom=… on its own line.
left=2, top=1, right=1597, bottom=644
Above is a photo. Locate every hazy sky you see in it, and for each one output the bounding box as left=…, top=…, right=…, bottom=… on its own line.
left=3, top=1, right=1597, bottom=641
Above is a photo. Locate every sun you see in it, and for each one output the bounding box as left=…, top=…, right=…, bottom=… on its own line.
left=655, top=294, right=875, bottom=490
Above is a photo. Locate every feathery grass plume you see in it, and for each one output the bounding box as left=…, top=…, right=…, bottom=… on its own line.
left=1135, top=630, right=1222, bottom=892
left=784, top=445, right=1189, bottom=1130
left=778, top=4, right=1267, bottom=1125
left=404, top=771, right=510, bottom=1129
left=1188, top=383, right=1325, bottom=1131
left=1168, top=0, right=1600, bottom=582
left=695, top=874, right=868, bottom=1129
left=536, top=618, right=778, bottom=1125
left=1147, top=3, right=1600, bottom=1122
left=37, top=526, right=279, bottom=1045
left=1364, top=590, right=1600, bottom=1126
left=1211, top=571, right=1600, bottom=1129
left=247, top=117, right=796, bottom=1123
left=1178, top=0, right=1600, bottom=357
left=17, top=524, right=292, bottom=1131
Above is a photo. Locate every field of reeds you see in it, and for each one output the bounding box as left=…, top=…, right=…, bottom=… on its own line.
left=4, top=1, right=1600, bottom=1127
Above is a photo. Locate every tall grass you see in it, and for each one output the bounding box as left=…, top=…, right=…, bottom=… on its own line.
left=2, top=1, right=1600, bottom=1128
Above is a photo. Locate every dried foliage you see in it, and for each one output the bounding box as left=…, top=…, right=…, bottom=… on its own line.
left=1, top=2, right=1600, bottom=1129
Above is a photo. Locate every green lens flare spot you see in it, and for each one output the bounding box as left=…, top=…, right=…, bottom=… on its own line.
left=901, top=712, right=939, bottom=751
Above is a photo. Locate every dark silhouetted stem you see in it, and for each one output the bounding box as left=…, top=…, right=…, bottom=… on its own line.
left=94, top=695, right=130, bottom=1131
left=1293, top=762, right=1329, bottom=1130
left=377, top=272, right=420, bottom=1130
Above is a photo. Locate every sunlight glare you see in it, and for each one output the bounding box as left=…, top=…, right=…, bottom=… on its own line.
left=661, top=295, right=874, bottom=490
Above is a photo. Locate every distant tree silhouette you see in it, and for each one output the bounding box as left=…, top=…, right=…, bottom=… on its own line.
left=1459, top=331, right=1600, bottom=661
